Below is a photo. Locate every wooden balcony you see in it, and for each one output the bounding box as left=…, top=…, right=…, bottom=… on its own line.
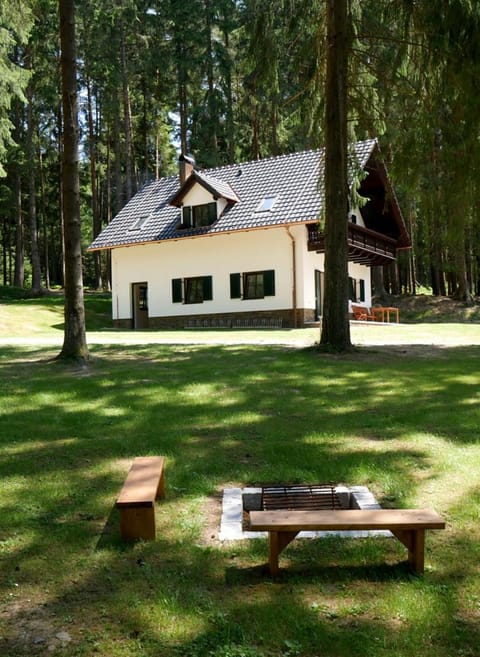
left=307, top=223, right=398, bottom=266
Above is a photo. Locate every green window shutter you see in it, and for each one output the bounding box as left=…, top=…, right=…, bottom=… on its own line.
left=359, top=279, right=365, bottom=302
left=202, top=276, right=213, bottom=301
left=182, top=206, right=192, bottom=227
left=263, top=270, right=275, bottom=296
left=348, top=277, right=355, bottom=301
left=230, top=273, right=241, bottom=298
left=208, top=202, right=217, bottom=223
left=172, top=278, right=183, bottom=303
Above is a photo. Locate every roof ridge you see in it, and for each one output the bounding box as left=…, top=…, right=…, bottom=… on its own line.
left=197, top=138, right=377, bottom=178
left=206, top=148, right=321, bottom=173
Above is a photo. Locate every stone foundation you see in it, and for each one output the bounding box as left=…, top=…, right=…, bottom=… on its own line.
left=114, top=308, right=318, bottom=330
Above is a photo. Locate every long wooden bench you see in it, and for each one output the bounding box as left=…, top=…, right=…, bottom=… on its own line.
left=248, top=508, right=445, bottom=577
left=116, top=456, right=165, bottom=541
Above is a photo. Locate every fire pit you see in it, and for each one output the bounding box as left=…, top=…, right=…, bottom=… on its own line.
left=219, top=484, right=389, bottom=541
left=260, top=483, right=342, bottom=511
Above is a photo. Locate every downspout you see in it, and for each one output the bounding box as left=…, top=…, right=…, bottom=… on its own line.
left=286, top=226, right=298, bottom=328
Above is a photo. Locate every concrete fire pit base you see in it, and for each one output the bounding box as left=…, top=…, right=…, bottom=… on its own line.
left=219, top=485, right=392, bottom=541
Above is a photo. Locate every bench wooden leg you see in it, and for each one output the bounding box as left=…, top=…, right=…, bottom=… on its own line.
left=268, top=531, right=298, bottom=577
left=156, top=469, right=165, bottom=500
left=392, top=528, right=425, bottom=574
left=408, top=529, right=425, bottom=574
left=119, top=505, right=156, bottom=541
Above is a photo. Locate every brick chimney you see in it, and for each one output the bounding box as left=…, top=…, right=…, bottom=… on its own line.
left=179, top=154, right=195, bottom=185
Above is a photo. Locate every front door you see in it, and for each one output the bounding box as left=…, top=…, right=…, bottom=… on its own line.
left=314, top=270, right=323, bottom=320
left=132, top=282, right=149, bottom=329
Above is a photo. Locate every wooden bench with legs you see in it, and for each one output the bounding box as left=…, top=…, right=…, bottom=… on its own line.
left=248, top=508, right=445, bottom=577
left=351, top=304, right=377, bottom=321
left=116, top=456, right=165, bottom=540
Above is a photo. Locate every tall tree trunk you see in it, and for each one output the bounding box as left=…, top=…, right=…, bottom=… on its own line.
left=86, top=73, right=102, bottom=289
left=13, top=101, right=24, bottom=288
left=38, top=145, right=50, bottom=289
left=13, top=168, right=24, bottom=288
left=222, top=23, right=235, bottom=163
left=113, top=107, right=123, bottom=214
left=2, top=215, right=11, bottom=285
left=204, top=0, right=218, bottom=159
left=26, top=68, right=43, bottom=294
left=58, top=0, right=88, bottom=363
left=177, top=42, right=188, bottom=155
left=320, top=0, right=352, bottom=351
left=120, top=22, right=134, bottom=201
left=372, top=266, right=389, bottom=303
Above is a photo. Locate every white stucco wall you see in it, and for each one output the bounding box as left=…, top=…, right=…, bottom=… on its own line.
left=111, top=227, right=295, bottom=320
left=111, top=222, right=372, bottom=321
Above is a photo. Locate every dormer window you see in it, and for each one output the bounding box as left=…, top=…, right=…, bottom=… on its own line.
left=182, top=201, right=217, bottom=228
left=256, top=196, right=277, bottom=212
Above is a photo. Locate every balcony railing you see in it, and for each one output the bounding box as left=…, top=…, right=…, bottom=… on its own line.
left=307, top=222, right=398, bottom=266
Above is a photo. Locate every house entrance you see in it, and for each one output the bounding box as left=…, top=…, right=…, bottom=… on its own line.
left=314, top=270, right=323, bottom=320
left=132, top=282, right=149, bottom=329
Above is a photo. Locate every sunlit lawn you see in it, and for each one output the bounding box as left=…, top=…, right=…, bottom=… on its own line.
left=1, top=297, right=479, bottom=656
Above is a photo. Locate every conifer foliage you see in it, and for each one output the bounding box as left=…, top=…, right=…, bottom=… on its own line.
left=0, top=0, right=479, bottom=304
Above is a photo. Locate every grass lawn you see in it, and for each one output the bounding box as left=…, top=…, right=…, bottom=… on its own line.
left=1, top=293, right=479, bottom=656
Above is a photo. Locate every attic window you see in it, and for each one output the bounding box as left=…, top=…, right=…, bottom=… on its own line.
left=129, top=214, right=150, bottom=231
left=256, top=196, right=277, bottom=212
left=182, top=202, right=217, bottom=228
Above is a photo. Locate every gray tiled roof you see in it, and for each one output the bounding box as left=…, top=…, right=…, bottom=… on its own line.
left=89, top=139, right=377, bottom=250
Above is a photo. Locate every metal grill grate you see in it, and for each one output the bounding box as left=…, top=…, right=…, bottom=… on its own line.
left=261, top=484, right=342, bottom=511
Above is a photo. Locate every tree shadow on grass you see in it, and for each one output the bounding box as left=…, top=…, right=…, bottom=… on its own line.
left=0, top=342, right=479, bottom=656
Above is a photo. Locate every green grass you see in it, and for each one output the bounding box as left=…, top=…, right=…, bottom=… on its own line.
left=0, top=287, right=112, bottom=335
left=0, top=295, right=479, bottom=656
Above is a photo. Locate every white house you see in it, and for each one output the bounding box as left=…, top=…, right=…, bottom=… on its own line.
left=89, top=139, right=410, bottom=329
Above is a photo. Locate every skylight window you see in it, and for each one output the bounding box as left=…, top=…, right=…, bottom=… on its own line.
left=129, top=214, right=150, bottom=231
left=256, top=196, right=277, bottom=212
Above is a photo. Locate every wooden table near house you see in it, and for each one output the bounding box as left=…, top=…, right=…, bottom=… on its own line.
left=372, top=306, right=400, bottom=323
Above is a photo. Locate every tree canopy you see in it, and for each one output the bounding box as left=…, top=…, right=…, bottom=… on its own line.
left=0, top=0, right=478, bottom=304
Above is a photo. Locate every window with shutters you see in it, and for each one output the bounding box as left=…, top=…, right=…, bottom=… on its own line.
left=181, top=202, right=217, bottom=228
left=171, top=276, right=213, bottom=304
left=230, top=270, right=275, bottom=300
left=348, top=277, right=366, bottom=302
left=244, top=272, right=264, bottom=299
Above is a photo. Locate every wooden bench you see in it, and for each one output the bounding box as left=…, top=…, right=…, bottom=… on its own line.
left=248, top=508, right=445, bottom=577
left=351, top=304, right=377, bottom=321
left=116, top=456, right=165, bottom=540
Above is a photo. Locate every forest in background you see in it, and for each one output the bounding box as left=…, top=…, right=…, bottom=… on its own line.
left=1, top=0, right=479, bottom=303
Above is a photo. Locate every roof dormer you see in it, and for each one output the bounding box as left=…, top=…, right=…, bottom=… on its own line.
left=170, top=166, right=240, bottom=230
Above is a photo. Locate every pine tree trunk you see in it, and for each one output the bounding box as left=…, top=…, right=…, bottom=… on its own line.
left=86, top=74, right=102, bottom=289
left=113, top=108, right=123, bottom=215
left=58, top=0, right=88, bottom=363
left=26, top=69, right=43, bottom=294
left=222, top=23, right=235, bottom=163
left=372, top=266, right=389, bottom=303
left=320, top=0, right=352, bottom=351
left=13, top=102, right=24, bottom=288
left=13, top=168, right=24, bottom=288
left=38, top=146, right=50, bottom=289
left=120, top=22, right=134, bottom=202
left=204, top=0, right=218, bottom=160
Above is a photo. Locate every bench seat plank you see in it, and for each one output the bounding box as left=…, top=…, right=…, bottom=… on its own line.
left=249, top=509, right=445, bottom=532
left=248, top=509, right=445, bottom=576
left=116, top=456, right=165, bottom=508
left=116, top=456, right=165, bottom=540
